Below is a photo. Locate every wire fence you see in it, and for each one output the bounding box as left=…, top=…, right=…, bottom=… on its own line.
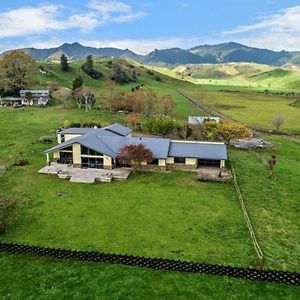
left=0, top=242, right=299, bottom=286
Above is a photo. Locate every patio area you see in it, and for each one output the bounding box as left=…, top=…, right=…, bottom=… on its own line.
left=38, top=163, right=132, bottom=183
left=196, top=168, right=232, bottom=182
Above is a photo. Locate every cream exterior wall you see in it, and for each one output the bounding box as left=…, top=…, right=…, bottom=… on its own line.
left=167, top=157, right=174, bottom=164
left=185, top=158, right=197, bottom=165
left=220, top=160, right=225, bottom=168
left=57, top=134, right=62, bottom=144
left=72, top=144, right=81, bottom=165
left=53, top=151, right=60, bottom=159
left=103, top=155, right=112, bottom=168
left=65, top=134, right=81, bottom=141
left=158, top=159, right=166, bottom=167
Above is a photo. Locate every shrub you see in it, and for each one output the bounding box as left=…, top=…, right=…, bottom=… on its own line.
left=142, top=117, right=178, bottom=137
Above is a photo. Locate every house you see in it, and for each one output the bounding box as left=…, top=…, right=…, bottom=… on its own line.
left=188, top=116, right=220, bottom=125
left=44, top=123, right=227, bottom=171
left=19, top=90, right=50, bottom=106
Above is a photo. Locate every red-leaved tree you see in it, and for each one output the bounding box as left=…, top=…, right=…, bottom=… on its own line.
left=118, top=144, right=153, bottom=171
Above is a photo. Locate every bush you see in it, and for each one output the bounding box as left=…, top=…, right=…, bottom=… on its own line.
left=110, top=65, right=131, bottom=84
left=142, top=117, right=178, bottom=137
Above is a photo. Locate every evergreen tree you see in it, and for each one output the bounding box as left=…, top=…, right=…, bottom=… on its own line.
left=60, top=54, right=69, bottom=72
left=81, top=55, right=102, bottom=79
left=72, top=71, right=83, bottom=90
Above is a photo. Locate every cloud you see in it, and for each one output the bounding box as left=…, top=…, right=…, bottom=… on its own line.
left=88, top=0, right=147, bottom=23
left=223, top=6, right=300, bottom=51
left=0, top=1, right=147, bottom=39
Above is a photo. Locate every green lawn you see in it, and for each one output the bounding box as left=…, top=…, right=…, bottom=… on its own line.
left=230, top=137, right=300, bottom=272
left=1, top=253, right=299, bottom=300
left=1, top=107, right=299, bottom=298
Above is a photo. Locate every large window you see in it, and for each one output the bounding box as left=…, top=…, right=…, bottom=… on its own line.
left=81, top=146, right=103, bottom=156
left=174, top=157, right=186, bottom=164
left=59, top=152, right=73, bottom=164
left=198, top=159, right=220, bottom=168
left=81, top=157, right=103, bottom=169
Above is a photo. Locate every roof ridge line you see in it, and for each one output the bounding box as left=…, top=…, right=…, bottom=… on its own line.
left=96, top=135, right=118, bottom=157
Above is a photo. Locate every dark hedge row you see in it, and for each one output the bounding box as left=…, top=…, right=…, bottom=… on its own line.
left=0, top=243, right=299, bottom=286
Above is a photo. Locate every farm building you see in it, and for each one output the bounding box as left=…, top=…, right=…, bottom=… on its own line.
left=43, top=124, right=227, bottom=171
left=19, top=90, right=50, bottom=106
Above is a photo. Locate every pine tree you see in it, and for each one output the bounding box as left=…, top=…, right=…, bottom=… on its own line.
left=72, top=70, right=83, bottom=90
left=60, top=54, right=69, bottom=72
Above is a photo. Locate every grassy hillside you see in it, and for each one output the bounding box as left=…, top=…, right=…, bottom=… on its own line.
left=33, top=58, right=204, bottom=120
left=151, top=63, right=300, bottom=92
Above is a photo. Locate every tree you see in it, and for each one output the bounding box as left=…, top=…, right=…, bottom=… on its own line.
left=82, top=88, right=95, bottom=112
left=72, top=70, right=83, bottom=90
left=0, top=50, right=37, bottom=92
left=52, top=88, right=72, bottom=109
left=118, top=144, right=153, bottom=171
left=82, top=55, right=102, bottom=79
left=143, top=117, right=178, bottom=137
left=25, top=91, right=33, bottom=106
left=102, top=80, right=124, bottom=112
left=161, top=94, right=175, bottom=116
left=272, top=115, right=285, bottom=130
left=60, top=54, right=69, bottom=71
left=74, top=87, right=96, bottom=112
left=111, top=64, right=131, bottom=84
left=144, top=90, right=158, bottom=114
left=127, top=115, right=140, bottom=129
left=0, top=196, right=18, bottom=234
left=47, top=81, right=59, bottom=95
left=217, top=120, right=251, bottom=143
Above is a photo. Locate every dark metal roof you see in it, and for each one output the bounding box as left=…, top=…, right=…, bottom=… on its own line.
left=169, top=141, right=227, bottom=160
left=105, top=123, right=133, bottom=136
left=45, top=125, right=227, bottom=161
left=58, top=123, right=132, bottom=136
left=100, top=136, right=170, bottom=159
left=58, top=128, right=98, bottom=135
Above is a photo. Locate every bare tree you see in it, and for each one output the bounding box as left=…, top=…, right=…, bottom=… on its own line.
left=71, top=87, right=95, bottom=112
left=82, top=88, right=95, bottom=112
left=53, top=88, right=72, bottom=109
left=272, top=115, right=285, bottom=130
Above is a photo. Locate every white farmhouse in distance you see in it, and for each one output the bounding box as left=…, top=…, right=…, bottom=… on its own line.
left=188, top=116, right=220, bottom=125
left=19, top=90, right=50, bottom=106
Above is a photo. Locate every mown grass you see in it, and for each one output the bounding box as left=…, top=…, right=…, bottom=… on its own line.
left=1, top=253, right=300, bottom=300
left=0, top=106, right=299, bottom=298
left=230, top=137, right=300, bottom=272
left=0, top=108, right=253, bottom=266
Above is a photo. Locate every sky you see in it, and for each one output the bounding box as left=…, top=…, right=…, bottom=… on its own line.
left=0, top=0, right=300, bottom=54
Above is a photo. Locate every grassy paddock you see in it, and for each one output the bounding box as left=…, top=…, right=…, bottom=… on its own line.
left=182, top=89, right=300, bottom=133
left=1, top=253, right=299, bottom=300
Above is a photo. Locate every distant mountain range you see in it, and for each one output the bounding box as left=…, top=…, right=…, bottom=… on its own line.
left=2, top=42, right=300, bottom=67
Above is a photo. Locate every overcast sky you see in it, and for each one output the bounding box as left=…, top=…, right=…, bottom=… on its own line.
left=1, top=0, right=300, bottom=54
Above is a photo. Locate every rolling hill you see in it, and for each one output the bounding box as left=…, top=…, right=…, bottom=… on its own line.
left=2, top=42, right=300, bottom=67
